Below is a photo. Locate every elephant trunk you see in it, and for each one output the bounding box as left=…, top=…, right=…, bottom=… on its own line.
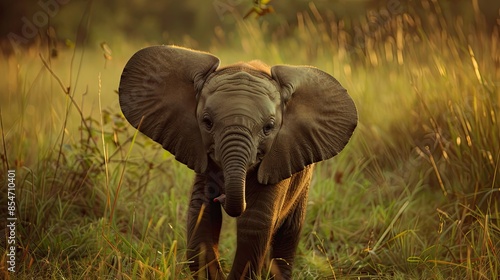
left=219, top=129, right=252, bottom=217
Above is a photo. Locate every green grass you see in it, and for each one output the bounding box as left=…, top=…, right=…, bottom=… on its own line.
left=1, top=3, right=499, bottom=279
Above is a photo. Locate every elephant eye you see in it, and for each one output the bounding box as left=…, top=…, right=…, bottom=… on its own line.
left=263, top=121, right=275, bottom=136
left=202, top=115, right=213, bottom=130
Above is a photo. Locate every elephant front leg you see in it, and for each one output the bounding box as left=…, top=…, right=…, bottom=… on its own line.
left=270, top=193, right=308, bottom=279
left=187, top=174, right=224, bottom=279
left=226, top=182, right=282, bottom=280
left=227, top=209, right=275, bottom=280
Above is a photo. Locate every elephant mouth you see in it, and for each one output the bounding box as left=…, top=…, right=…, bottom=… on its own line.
left=213, top=193, right=226, bottom=204
left=212, top=163, right=259, bottom=206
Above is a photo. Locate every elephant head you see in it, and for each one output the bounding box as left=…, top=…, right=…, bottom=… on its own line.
left=119, top=46, right=357, bottom=217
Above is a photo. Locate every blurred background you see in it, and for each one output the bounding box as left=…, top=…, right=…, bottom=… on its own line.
left=1, top=0, right=499, bottom=53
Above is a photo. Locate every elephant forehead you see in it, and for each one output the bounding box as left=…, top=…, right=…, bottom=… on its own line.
left=205, top=91, right=277, bottom=120
left=203, top=71, right=279, bottom=98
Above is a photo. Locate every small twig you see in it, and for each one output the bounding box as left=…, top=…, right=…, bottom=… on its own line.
left=39, top=54, right=98, bottom=150
left=0, top=109, right=9, bottom=170
left=39, top=52, right=71, bottom=190
left=39, top=53, right=69, bottom=93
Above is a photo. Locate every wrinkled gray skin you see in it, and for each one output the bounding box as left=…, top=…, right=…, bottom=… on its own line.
left=119, top=45, right=357, bottom=279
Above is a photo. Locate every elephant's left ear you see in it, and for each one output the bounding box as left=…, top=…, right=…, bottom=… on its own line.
left=258, top=65, right=358, bottom=185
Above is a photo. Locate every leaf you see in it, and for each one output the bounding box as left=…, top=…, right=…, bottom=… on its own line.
left=244, top=0, right=274, bottom=19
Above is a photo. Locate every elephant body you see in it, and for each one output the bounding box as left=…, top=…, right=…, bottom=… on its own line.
left=187, top=163, right=313, bottom=279
left=119, top=45, right=357, bottom=279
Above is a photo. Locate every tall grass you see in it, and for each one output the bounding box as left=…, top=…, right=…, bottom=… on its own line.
left=1, top=1, right=499, bottom=279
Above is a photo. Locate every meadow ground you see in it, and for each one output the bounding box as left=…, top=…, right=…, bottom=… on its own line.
left=0, top=3, right=499, bottom=280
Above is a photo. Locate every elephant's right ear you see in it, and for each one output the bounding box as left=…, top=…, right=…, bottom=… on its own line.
left=119, top=46, right=220, bottom=173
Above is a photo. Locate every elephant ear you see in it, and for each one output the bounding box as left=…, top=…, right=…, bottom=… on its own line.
left=119, top=46, right=220, bottom=173
left=258, top=65, right=358, bottom=185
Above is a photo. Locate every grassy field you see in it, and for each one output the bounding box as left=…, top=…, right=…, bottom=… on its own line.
left=1, top=2, right=499, bottom=279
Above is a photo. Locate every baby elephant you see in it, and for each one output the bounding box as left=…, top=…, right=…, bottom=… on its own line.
left=119, top=45, right=357, bottom=279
